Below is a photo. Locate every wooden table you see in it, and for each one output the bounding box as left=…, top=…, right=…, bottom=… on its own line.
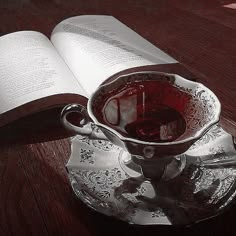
left=0, top=0, right=235, bottom=235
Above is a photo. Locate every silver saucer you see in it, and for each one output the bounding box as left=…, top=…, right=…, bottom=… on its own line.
left=67, top=124, right=236, bottom=225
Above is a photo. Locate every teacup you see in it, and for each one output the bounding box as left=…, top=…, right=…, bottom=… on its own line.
left=61, top=71, right=221, bottom=179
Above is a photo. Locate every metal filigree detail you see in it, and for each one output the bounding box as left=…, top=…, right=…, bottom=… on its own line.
left=92, top=140, right=114, bottom=151
left=190, top=124, right=223, bottom=149
left=74, top=123, right=117, bottom=151
left=80, top=149, right=94, bottom=164
left=76, top=168, right=124, bottom=189
left=68, top=125, right=236, bottom=226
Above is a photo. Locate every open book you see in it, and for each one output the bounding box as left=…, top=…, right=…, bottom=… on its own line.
left=0, top=15, right=177, bottom=142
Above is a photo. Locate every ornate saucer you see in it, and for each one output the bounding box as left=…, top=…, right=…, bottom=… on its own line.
left=67, top=124, right=236, bottom=226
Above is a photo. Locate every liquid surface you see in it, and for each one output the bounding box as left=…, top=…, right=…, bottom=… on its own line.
left=94, top=80, right=187, bottom=142
left=124, top=104, right=185, bottom=142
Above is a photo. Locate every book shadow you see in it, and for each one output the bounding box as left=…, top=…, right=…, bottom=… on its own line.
left=0, top=107, right=72, bottom=145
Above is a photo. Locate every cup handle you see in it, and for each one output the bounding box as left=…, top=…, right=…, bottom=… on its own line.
left=61, top=104, right=108, bottom=140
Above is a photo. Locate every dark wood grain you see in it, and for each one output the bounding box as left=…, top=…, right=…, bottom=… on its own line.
left=0, top=0, right=235, bottom=235
left=0, top=145, right=48, bottom=235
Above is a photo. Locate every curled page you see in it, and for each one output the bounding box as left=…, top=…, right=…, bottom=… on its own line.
left=51, top=15, right=177, bottom=96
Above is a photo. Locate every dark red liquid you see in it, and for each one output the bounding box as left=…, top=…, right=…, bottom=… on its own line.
left=124, top=105, right=185, bottom=142
left=93, top=80, right=188, bottom=142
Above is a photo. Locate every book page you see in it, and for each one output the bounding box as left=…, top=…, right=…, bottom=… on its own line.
left=0, top=31, right=86, bottom=114
left=51, top=15, right=177, bottom=96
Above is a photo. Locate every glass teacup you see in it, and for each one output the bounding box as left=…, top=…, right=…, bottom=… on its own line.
left=61, top=71, right=221, bottom=180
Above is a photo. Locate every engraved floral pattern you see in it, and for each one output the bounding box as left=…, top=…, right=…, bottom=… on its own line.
left=76, top=168, right=124, bottom=189
left=67, top=125, right=236, bottom=225
left=190, top=124, right=223, bottom=149
left=80, top=149, right=94, bottom=164
left=74, top=123, right=117, bottom=151
left=174, top=85, right=220, bottom=140
left=92, top=139, right=114, bottom=151
left=194, top=167, right=236, bottom=205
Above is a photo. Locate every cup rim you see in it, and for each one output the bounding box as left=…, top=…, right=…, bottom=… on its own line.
left=88, top=71, right=221, bottom=146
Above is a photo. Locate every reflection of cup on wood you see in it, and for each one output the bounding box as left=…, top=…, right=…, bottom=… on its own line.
left=61, top=71, right=221, bottom=180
